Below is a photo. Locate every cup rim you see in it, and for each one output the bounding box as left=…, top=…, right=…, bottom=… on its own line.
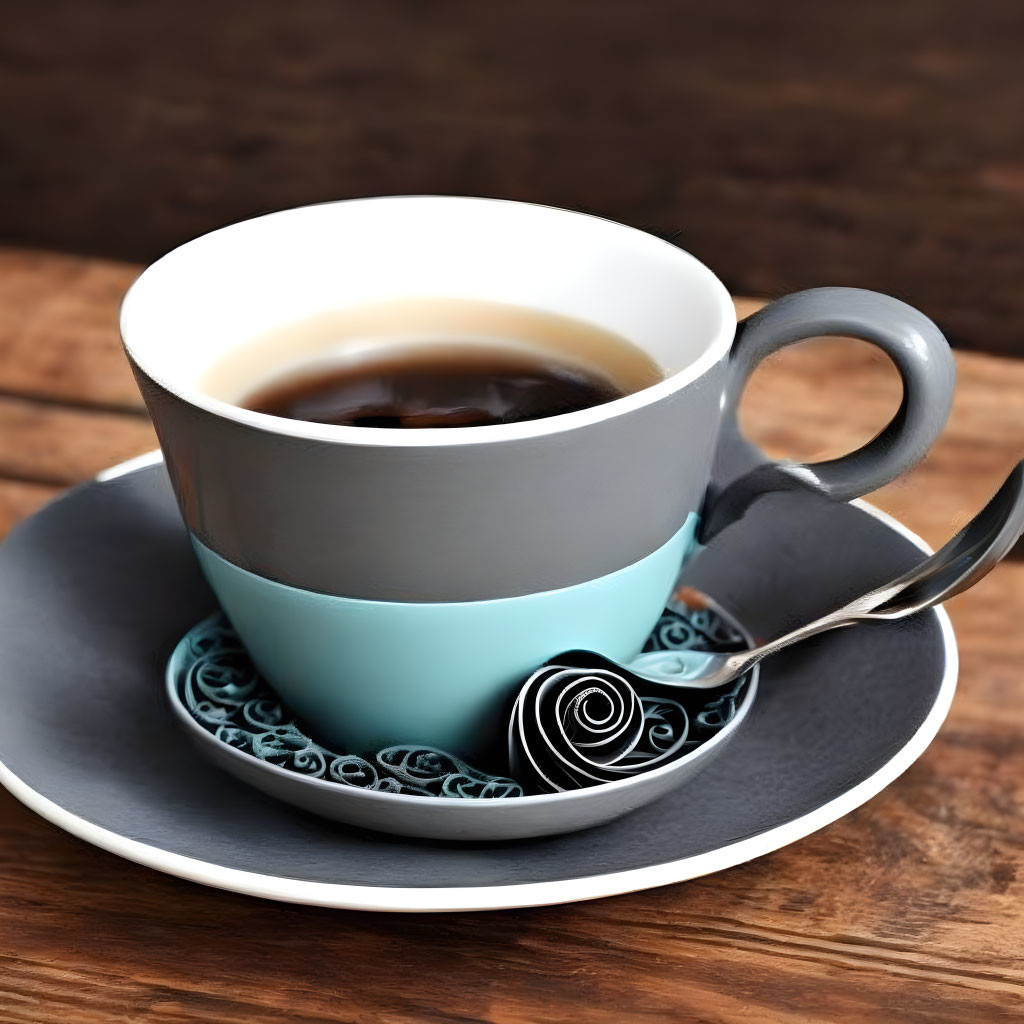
left=121, top=195, right=737, bottom=448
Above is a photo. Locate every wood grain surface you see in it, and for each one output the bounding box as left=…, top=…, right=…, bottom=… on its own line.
left=0, top=250, right=1023, bottom=1022
left=3, top=0, right=1024, bottom=357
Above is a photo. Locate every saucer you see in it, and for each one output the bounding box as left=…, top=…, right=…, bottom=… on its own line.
left=0, top=455, right=956, bottom=911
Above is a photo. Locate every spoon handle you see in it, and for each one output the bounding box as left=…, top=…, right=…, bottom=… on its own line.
left=726, top=462, right=1024, bottom=675
left=634, top=461, right=1024, bottom=690
left=696, top=610, right=859, bottom=685
left=632, top=608, right=860, bottom=689
left=863, top=460, right=1024, bottom=616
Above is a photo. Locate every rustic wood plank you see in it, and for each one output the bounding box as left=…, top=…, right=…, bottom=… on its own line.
left=0, top=249, right=142, bottom=409
left=0, top=395, right=155, bottom=486
left=1, top=733, right=1022, bottom=1024
left=0, top=255, right=1023, bottom=1021
left=4, top=1, right=1024, bottom=355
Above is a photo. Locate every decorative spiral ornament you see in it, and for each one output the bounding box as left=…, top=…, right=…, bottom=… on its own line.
left=377, top=747, right=524, bottom=798
left=510, top=652, right=702, bottom=792
left=184, top=646, right=260, bottom=708
left=509, top=593, right=754, bottom=792
left=176, top=594, right=753, bottom=800
left=644, top=611, right=704, bottom=652
left=644, top=606, right=747, bottom=653
left=175, top=616, right=524, bottom=799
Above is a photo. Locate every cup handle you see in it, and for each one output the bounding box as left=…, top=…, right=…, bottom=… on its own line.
left=699, top=287, right=956, bottom=544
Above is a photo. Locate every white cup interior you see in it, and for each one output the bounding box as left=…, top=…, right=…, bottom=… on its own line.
left=121, top=196, right=736, bottom=442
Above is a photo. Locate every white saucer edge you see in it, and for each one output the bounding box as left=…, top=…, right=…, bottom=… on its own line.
left=0, top=459, right=959, bottom=913
left=95, top=449, right=164, bottom=481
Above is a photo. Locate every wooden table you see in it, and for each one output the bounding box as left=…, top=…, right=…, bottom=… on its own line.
left=6, top=0, right=1024, bottom=358
left=1, top=246, right=1022, bottom=1022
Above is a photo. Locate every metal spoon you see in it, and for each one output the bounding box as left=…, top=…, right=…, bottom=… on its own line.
left=630, top=460, right=1024, bottom=690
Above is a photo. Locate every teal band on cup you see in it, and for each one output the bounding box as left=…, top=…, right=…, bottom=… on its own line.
left=191, top=515, right=697, bottom=760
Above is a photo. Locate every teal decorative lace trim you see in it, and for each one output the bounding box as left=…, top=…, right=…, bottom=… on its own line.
left=644, top=605, right=748, bottom=654
left=177, top=617, right=523, bottom=799
left=175, top=597, right=752, bottom=798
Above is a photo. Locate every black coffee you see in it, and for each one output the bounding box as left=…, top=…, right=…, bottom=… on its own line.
left=244, top=347, right=629, bottom=428
left=208, top=298, right=663, bottom=429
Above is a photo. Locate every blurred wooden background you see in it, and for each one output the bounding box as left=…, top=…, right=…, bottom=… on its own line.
left=2, top=0, right=1023, bottom=355
left=3, top=7, right=1024, bottom=1020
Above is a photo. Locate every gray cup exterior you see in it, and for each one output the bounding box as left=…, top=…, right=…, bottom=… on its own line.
left=131, top=355, right=728, bottom=602
left=130, top=289, right=955, bottom=602
left=123, top=200, right=956, bottom=604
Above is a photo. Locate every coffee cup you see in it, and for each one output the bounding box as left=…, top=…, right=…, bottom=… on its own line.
left=121, top=196, right=955, bottom=760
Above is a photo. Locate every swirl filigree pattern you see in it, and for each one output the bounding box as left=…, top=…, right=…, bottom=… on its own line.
left=644, top=605, right=748, bottom=653
left=509, top=595, right=753, bottom=793
left=176, top=594, right=752, bottom=799
left=176, top=616, right=524, bottom=799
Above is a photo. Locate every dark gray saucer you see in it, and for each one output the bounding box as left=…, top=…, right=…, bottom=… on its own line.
left=0, top=461, right=956, bottom=911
